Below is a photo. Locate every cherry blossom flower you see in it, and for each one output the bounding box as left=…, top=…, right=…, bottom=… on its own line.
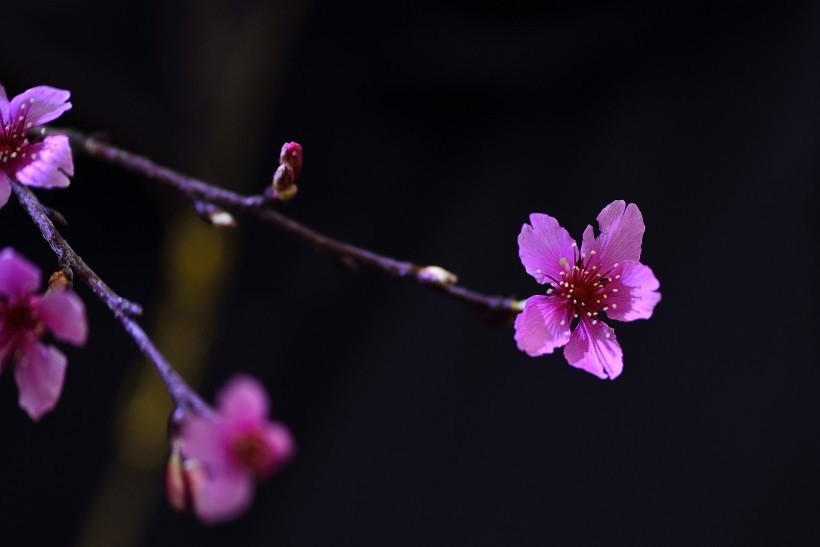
left=514, top=200, right=660, bottom=379
left=0, top=83, right=74, bottom=208
left=178, top=375, right=295, bottom=523
left=0, top=248, right=87, bottom=419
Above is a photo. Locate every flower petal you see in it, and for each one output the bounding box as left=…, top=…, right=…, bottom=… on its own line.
left=36, top=290, right=88, bottom=345
left=518, top=213, right=577, bottom=284
left=0, top=82, right=8, bottom=111
left=563, top=319, right=623, bottom=380
left=263, top=421, right=296, bottom=475
left=1, top=338, right=17, bottom=373
left=9, top=86, right=71, bottom=128
left=0, top=247, right=41, bottom=297
left=217, top=375, right=270, bottom=421
left=514, top=295, right=572, bottom=357
left=605, top=261, right=661, bottom=322
left=0, top=173, right=10, bottom=209
left=14, top=344, right=67, bottom=420
left=581, top=200, right=644, bottom=269
left=182, top=417, right=229, bottom=471
left=192, top=469, right=254, bottom=524
left=13, top=135, right=74, bottom=189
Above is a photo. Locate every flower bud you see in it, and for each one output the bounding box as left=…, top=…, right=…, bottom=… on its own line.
left=271, top=164, right=298, bottom=202
left=279, top=142, right=302, bottom=180
left=268, top=142, right=302, bottom=203
left=165, top=440, right=188, bottom=513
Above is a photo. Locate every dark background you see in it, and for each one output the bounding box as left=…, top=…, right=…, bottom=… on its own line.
left=1, top=2, right=818, bottom=546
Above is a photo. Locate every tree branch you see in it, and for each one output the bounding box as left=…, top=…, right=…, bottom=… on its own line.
left=45, top=127, right=523, bottom=323
left=11, top=180, right=213, bottom=417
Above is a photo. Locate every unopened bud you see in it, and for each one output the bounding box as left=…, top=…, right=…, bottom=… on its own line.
left=417, top=265, right=458, bottom=286
left=48, top=269, right=73, bottom=291
left=271, top=164, right=298, bottom=203
left=194, top=202, right=236, bottom=229
left=165, top=441, right=188, bottom=513
left=268, top=142, right=302, bottom=203
left=279, top=142, right=302, bottom=179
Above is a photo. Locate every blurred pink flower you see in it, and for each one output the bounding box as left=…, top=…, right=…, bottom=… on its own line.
left=180, top=375, right=295, bottom=523
left=0, top=83, right=74, bottom=208
left=514, top=200, right=660, bottom=379
left=0, top=248, right=87, bottom=419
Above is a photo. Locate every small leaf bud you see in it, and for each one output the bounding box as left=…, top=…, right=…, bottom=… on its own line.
left=417, top=265, right=458, bottom=286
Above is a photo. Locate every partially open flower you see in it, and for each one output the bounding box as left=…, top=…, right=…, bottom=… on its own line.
left=176, top=375, right=295, bottom=523
left=0, top=83, right=74, bottom=208
left=0, top=248, right=87, bottom=419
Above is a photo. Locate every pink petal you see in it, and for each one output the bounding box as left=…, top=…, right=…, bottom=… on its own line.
left=581, top=200, right=644, bottom=270
left=514, top=295, right=572, bottom=357
left=263, top=421, right=296, bottom=473
left=13, top=135, right=74, bottom=189
left=0, top=247, right=41, bottom=297
left=217, top=375, right=270, bottom=421
left=182, top=417, right=230, bottom=471
left=36, top=290, right=88, bottom=345
left=0, top=82, right=8, bottom=110
left=0, top=173, right=10, bottom=209
left=192, top=469, right=254, bottom=524
left=14, top=343, right=67, bottom=420
left=9, top=86, right=71, bottom=128
left=563, top=319, right=623, bottom=380
left=1, top=341, right=13, bottom=371
left=605, top=261, right=661, bottom=322
left=518, top=213, right=577, bottom=284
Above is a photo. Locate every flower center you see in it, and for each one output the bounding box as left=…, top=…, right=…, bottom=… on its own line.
left=230, top=430, right=273, bottom=477
left=545, top=247, right=620, bottom=323
left=0, top=297, right=44, bottom=354
left=0, top=104, right=34, bottom=167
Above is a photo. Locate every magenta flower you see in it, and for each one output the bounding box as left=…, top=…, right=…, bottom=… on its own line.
left=0, top=248, right=87, bottom=419
left=0, top=83, right=74, bottom=208
left=514, top=200, right=660, bottom=379
left=180, top=375, right=295, bottom=523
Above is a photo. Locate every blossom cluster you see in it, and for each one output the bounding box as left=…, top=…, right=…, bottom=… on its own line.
left=1, top=81, right=661, bottom=530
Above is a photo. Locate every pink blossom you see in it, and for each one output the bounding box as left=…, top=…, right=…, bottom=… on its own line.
left=0, top=83, right=74, bottom=208
left=0, top=248, right=87, bottom=419
left=514, top=200, right=660, bottom=379
left=179, top=375, right=295, bottom=523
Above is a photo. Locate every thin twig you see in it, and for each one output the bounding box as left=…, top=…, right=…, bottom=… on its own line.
left=45, top=127, right=523, bottom=322
left=11, top=180, right=212, bottom=417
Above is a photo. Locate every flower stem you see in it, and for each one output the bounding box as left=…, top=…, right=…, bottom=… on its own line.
left=45, top=127, right=522, bottom=322
left=11, top=180, right=212, bottom=417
